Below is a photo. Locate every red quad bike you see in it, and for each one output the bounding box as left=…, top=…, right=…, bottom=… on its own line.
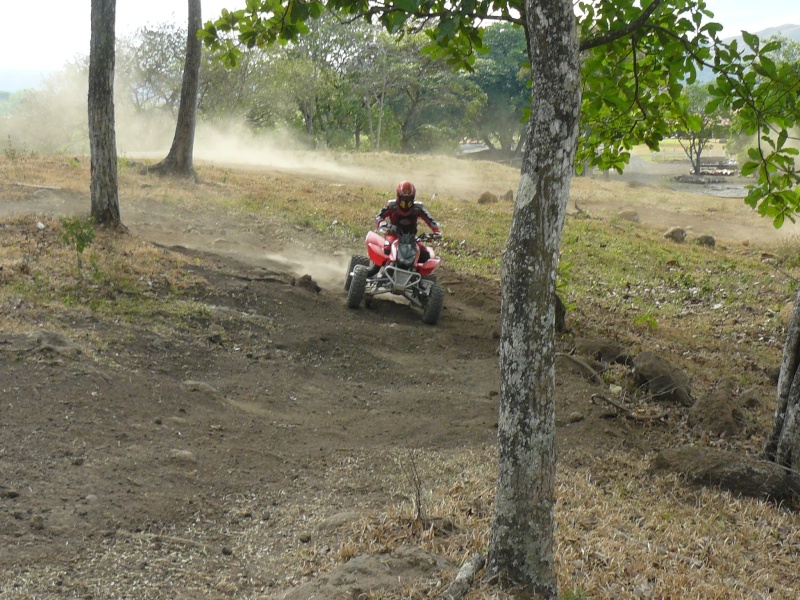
left=344, top=228, right=445, bottom=325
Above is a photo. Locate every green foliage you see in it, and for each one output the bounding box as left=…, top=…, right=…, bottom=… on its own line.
left=116, top=21, right=187, bottom=113
left=578, top=2, right=798, bottom=219
left=201, top=1, right=797, bottom=192
left=467, top=23, right=529, bottom=152
left=707, top=33, right=800, bottom=227
left=201, top=13, right=482, bottom=150
left=4, top=135, right=27, bottom=161
left=576, top=0, right=718, bottom=172
left=59, top=215, right=96, bottom=277
left=201, top=1, right=498, bottom=72
left=669, top=83, right=730, bottom=174
left=3, top=131, right=37, bottom=161
left=556, top=259, right=575, bottom=309
left=379, top=35, right=483, bottom=151
left=634, top=313, right=659, bottom=331
left=201, top=1, right=799, bottom=226
left=117, top=156, right=134, bottom=172
left=198, top=2, right=325, bottom=68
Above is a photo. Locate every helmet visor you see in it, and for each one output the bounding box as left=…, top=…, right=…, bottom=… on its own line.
left=398, top=197, right=414, bottom=211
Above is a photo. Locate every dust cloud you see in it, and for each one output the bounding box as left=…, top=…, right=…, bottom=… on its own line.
left=188, top=120, right=521, bottom=203
left=4, top=68, right=798, bottom=266
left=267, top=248, right=350, bottom=291
left=0, top=68, right=88, bottom=155
left=1, top=66, right=517, bottom=202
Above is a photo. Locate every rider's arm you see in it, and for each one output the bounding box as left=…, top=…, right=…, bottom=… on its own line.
left=375, top=203, right=392, bottom=228
left=416, top=204, right=441, bottom=235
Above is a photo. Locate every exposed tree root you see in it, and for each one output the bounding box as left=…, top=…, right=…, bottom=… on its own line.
left=591, top=393, right=668, bottom=422
left=438, top=552, right=485, bottom=600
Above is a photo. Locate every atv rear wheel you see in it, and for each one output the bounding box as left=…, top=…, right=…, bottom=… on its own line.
left=347, top=265, right=368, bottom=309
left=344, top=255, right=369, bottom=291
left=422, top=283, right=445, bottom=325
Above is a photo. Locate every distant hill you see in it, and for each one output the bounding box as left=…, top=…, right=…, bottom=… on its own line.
left=0, top=68, right=53, bottom=94
left=695, top=23, right=800, bottom=83
left=724, top=23, right=800, bottom=47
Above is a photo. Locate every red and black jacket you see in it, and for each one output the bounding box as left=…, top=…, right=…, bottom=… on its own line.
left=375, top=200, right=440, bottom=236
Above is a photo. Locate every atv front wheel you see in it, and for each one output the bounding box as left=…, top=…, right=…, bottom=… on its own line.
left=347, top=265, right=368, bottom=309
left=344, top=255, right=369, bottom=291
left=422, top=283, right=445, bottom=325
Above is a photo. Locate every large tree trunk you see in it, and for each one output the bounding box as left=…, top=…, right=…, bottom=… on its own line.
left=88, top=0, right=122, bottom=227
left=375, top=49, right=388, bottom=151
left=764, top=286, right=800, bottom=483
left=486, top=1, right=581, bottom=597
left=149, top=0, right=201, bottom=180
left=376, top=89, right=385, bottom=150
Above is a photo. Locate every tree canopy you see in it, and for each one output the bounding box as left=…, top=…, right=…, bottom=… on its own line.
left=671, top=82, right=729, bottom=175
left=468, top=23, right=529, bottom=153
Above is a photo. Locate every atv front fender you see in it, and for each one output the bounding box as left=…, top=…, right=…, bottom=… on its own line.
left=366, top=230, right=390, bottom=266
left=417, top=257, right=441, bottom=277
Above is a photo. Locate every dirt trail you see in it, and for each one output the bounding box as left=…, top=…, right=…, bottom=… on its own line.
left=0, top=155, right=791, bottom=598
left=0, top=173, right=505, bottom=597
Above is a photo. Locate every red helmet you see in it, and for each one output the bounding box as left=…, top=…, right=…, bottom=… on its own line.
left=396, top=181, right=416, bottom=214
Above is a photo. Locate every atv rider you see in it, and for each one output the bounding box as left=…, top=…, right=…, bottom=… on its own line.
left=374, top=181, right=441, bottom=267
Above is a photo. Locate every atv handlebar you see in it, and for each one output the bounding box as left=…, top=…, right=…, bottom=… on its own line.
left=377, top=226, right=441, bottom=242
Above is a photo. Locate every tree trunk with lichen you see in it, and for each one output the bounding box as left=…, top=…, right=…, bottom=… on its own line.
left=88, top=0, right=122, bottom=227
left=486, top=0, right=581, bottom=597
left=764, top=287, right=800, bottom=486
left=149, top=0, right=201, bottom=181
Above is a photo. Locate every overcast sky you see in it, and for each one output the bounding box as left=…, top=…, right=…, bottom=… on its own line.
left=703, top=0, right=798, bottom=33
left=1, top=0, right=797, bottom=71
left=1, top=0, right=235, bottom=70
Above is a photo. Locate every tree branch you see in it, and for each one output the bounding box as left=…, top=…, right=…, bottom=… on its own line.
left=579, top=0, right=668, bottom=52
left=630, top=34, right=648, bottom=117
left=591, top=394, right=668, bottom=422
left=360, top=6, right=524, bottom=28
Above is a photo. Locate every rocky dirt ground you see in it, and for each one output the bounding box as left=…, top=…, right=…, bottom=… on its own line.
left=0, top=154, right=796, bottom=599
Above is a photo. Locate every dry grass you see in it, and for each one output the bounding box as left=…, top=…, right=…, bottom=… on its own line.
left=241, top=446, right=800, bottom=599
left=0, top=212, right=211, bottom=346
left=5, top=445, right=798, bottom=598
left=46, top=445, right=792, bottom=599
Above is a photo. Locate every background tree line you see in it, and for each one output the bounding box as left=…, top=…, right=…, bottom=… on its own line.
left=0, top=16, right=528, bottom=158
left=4, top=16, right=796, bottom=174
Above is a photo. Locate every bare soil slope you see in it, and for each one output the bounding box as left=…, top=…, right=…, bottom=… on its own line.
left=0, top=154, right=795, bottom=599
left=0, top=185, right=608, bottom=598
